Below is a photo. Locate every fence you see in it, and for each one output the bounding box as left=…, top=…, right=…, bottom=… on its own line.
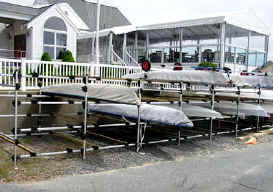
left=0, top=58, right=205, bottom=91
left=0, top=58, right=142, bottom=90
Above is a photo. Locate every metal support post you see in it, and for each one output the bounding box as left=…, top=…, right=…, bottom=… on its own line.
left=136, top=80, right=142, bottom=152
left=177, top=82, right=183, bottom=145
left=209, top=85, right=215, bottom=143
left=82, top=76, right=88, bottom=160
left=256, top=87, right=261, bottom=132
left=13, top=70, right=20, bottom=169
left=235, top=87, right=241, bottom=138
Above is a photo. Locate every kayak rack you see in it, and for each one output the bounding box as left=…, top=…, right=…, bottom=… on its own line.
left=2, top=71, right=268, bottom=169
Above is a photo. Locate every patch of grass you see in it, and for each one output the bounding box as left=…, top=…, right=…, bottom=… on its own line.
left=0, top=148, right=13, bottom=182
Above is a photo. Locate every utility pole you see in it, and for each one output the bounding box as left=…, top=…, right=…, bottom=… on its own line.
left=84, top=0, right=101, bottom=65
left=96, top=0, right=101, bottom=65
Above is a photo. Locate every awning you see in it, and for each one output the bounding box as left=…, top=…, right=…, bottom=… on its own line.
left=78, top=25, right=136, bottom=39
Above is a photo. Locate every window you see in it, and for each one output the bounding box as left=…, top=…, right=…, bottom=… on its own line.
left=43, top=17, right=67, bottom=60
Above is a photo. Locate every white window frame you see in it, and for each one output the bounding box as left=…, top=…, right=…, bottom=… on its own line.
left=43, top=28, right=67, bottom=60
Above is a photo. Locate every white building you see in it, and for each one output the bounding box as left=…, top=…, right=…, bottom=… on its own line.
left=0, top=0, right=130, bottom=61
left=0, top=0, right=270, bottom=73
left=80, top=11, right=270, bottom=73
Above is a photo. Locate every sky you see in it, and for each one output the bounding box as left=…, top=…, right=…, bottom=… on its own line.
left=1, top=0, right=273, bottom=60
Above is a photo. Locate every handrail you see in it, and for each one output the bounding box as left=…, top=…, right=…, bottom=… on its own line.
left=125, top=49, right=139, bottom=67
left=112, top=49, right=127, bottom=66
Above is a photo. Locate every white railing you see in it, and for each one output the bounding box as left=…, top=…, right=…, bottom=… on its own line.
left=0, top=58, right=142, bottom=90
left=125, top=49, right=139, bottom=66
left=112, top=49, right=127, bottom=66
left=0, top=58, right=209, bottom=91
left=0, top=58, right=22, bottom=88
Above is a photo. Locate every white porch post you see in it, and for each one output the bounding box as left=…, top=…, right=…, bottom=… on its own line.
left=179, top=28, right=183, bottom=63
left=161, top=48, right=164, bottom=64
left=122, top=33, right=127, bottom=62
left=91, top=38, right=95, bottom=62
left=145, top=32, right=150, bottom=60
left=246, top=31, right=251, bottom=71
left=264, top=35, right=269, bottom=65
left=197, top=40, right=202, bottom=63
left=255, top=51, right=258, bottom=67
left=134, top=32, right=138, bottom=63
left=20, top=58, right=26, bottom=91
left=108, top=32, right=113, bottom=64
left=234, top=47, right=237, bottom=73
left=219, top=23, right=226, bottom=69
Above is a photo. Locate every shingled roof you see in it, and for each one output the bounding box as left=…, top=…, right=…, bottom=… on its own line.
left=47, top=0, right=131, bottom=31
left=0, top=0, right=131, bottom=31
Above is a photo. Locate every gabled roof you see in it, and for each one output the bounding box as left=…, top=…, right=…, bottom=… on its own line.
left=27, top=3, right=89, bottom=31
left=0, top=1, right=43, bottom=21
left=0, top=0, right=131, bottom=32
left=47, top=0, right=131, bottom=31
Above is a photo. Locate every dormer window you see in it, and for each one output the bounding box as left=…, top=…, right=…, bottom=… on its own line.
left=43, top=17, right=67, bottom=60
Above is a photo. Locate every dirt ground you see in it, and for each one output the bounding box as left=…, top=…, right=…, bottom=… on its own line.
left=1, top=124, right=273, bottom=184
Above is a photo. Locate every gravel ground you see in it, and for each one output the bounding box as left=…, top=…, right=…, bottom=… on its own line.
left=1, top=125, right=273, bottom=184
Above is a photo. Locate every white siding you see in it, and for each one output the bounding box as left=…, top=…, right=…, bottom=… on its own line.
left=28, top=6, right=77, bottom=60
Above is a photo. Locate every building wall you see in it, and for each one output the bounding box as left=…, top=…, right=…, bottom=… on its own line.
left=28, top=6, right=77, bottom=60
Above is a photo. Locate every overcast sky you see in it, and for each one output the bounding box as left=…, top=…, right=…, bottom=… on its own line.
left=1, top=0, right=273, bottom=60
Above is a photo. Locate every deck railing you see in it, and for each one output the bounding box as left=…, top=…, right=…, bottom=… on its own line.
left=0, top=58, right=142, bottom=90
left=0, top=58, right=203, bottom=91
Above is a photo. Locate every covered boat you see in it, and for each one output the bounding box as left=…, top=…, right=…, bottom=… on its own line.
left=149, top=102, right=223, bottom=119
left=123, top=70, right=229, bottom=86
left=41, top=84, right=140, bottom=104
left=88, top=103, right=193, bottom=128
left=192, top=101, right=269, bottom=118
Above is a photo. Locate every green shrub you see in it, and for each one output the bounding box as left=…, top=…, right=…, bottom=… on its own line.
left=62, top=50, right=75, bottom=62
left=198, top=61, right=217, bottom=68
left=41, top=52, right=52, bottom=61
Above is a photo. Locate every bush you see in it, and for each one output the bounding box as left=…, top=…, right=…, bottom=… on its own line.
left=198, top=61, right=217, bottom=68
left=62, top=50, right=75, bottom=62
left=41, top=52, right=52, bottom=61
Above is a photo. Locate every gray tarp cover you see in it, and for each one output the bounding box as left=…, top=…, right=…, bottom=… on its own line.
left=197, top=88, right=273, bottom=102
left=42, top=84, right=139, bottom=104
left=123, top=70, right=228, bottom=86
left=231, top=75, right=273, bottom=88
left=151, top=103, right=223, bottom=119
left=192, top=102, right=269, bottom=117
left=88, top=103, right=193, bottom=128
